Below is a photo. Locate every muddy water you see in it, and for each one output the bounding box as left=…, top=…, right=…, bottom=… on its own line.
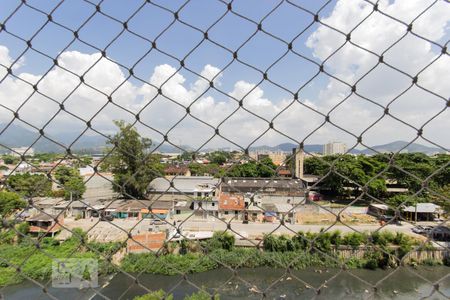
left=3, top=266, right=450, bottom=299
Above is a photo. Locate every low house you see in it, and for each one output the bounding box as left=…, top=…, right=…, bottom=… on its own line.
left=273, top=203, right=296, bottom=224
left=430, top=226, right=450, bottom=241
left=220, top=177, right=306, bottom=197
left=102, top=199, right=126, bottom=218
left=140, top=201, right=173, bottom=220
left=218, top=193, right=245, bottom=220
left=148, top=176, right=219, bottom=200
left=53, top=200, right=89, bottom=218
left=277, top=168, right=291, bottom=178
left=33, top=197, right=65, bottom=215
left=261, top=203, right=295, bottom=223
left=244, top=197, right=264, bottom=222
left=113, top=200, right=174, bottom=220
left=27, top=213, right=64, bottom=237
left=114, top=200, right=147, bottom=219
left=368, top=203, right=391, bottom=218
left=402, top=203, right=442, bottom=222
left=191, top=198, right=219, bottom=219
left=173, top=200, right=192, bottom=217
left=164, top=165, right=191, bottom=177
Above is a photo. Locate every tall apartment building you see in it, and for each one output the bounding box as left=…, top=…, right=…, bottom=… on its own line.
left=250, top=151, right=288, bottom=166
left=323, top=142, right=347, bottom=155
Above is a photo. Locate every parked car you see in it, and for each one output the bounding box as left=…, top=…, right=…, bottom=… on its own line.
left=412, top=225, right=433, bottom=235
left=150, top=219, right=165, bottom=225
left=412, top=225, right=425, bottom=234
left=380, top=215, right=401, bottom=225
left=308, top=192, right=322, bottom=201
left=100, top=214, right=114, bottom=221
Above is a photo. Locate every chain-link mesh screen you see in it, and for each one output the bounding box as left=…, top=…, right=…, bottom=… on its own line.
left=0, top=0, right=449, bottom=299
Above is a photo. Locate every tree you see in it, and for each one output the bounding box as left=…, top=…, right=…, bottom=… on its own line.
left=256, top=157, right=277, bottom=177
left=0, top=191, right=26, bottom=216
left=224, top=158, right=276, bottom=178
left=2, top=155, right=20, bottom=165
left=429, top=184, right=450, bottom=214
left=6, top=173, right=52, bottom=197
left=206, top=151, right=231, bottom=165
left=54, top=166, right=86, bottom=200
left=103, top=120, right=163, bottom=199
left=304, top=155, right=388, bottom=197
left=179, top=151, right=194, bottom=161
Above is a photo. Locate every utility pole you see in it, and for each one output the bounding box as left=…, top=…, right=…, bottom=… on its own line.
left=414, top=201, right=417, bottom=223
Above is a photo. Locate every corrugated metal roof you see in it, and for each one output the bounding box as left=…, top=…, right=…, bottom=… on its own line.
left=402, top=203, right=440, bottom=213
left=148, top=176, right=219, bottom=193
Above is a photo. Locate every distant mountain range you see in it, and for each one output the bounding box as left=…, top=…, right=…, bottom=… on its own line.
left=250, top=141, right=446, bottom=155
left=0, top=123, right=446, bottom=155
left=0, top=123, right=183, bottom=154
left=355, top=141, right=446, bottom=155
left=249, top=143, right=323, bottom=153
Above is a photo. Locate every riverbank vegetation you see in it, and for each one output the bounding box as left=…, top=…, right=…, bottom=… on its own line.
left=0, top=229, right=447, bottom=287
left=0, top=227, right=118, bottom=286
left=121, top=230, right=448, bottom=277
left=135, top=289, right=220, bottom=300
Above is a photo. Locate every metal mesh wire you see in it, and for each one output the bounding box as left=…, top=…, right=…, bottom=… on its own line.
left=0, top=0, right=449, bottom=299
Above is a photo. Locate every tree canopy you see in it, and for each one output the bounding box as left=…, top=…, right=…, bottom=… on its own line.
left=0, top=191, right=26, bottom=216
left=103, top=120, right=163, bottom=199
left=225, top=157, right=277, bottom=177
left=54, top=166, right=86, bottom=200
left=304, top=153, right=450, bottom=210
left=6, top=173, right=52, bottom=197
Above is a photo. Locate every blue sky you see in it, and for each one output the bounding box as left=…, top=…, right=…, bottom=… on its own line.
left=0, top=0, right=449, bottom=149
left=0, top=0, right=333, bottom=101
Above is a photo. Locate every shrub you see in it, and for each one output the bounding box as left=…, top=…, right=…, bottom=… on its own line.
left=134, top=290, right=173, bottom=300
left=185, top=290, right=220, bottom=300
left=330, top=230, right=342, bottom=248
left=204, top=231, right=235, bottom=251
left=42, top=237, right=60, bottom=247
left=370, top=232, right=387, bottom=247
left=342, top=232, right=365, bottom=250
left=314, top=231, right=332, bottom=253
left=443, top=255, right=450, bottom=267
left=263, top=234, right=295, bottom=252
left=363, top=250, right=386, bottom=270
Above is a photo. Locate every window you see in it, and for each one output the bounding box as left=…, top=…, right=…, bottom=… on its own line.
left=224, top=211, right=229, bottom=215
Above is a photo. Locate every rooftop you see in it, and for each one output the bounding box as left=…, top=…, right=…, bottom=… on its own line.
left=218, top=193, right=245, bottom=211
left=402, top=203, right=441, bottom=213
left=221, top=177, right=306, bottom=193
left=27, top=212, right=59, bottom=222
left=148, top=176, right=219, bottom=194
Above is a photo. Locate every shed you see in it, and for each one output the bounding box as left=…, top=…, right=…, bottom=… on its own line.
left=402, top=203, right=442, bottom=222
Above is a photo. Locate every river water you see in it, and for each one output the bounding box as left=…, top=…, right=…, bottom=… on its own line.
left=3, top=266, right=449, bottom=299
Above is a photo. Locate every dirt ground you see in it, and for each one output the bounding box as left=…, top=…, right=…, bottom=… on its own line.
left=297, top=212, right=378, bottom=225
left=58, top=217, right=156, bottom=242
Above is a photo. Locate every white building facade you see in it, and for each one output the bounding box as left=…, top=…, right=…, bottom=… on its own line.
left=323, top=142, right=347, bottom=155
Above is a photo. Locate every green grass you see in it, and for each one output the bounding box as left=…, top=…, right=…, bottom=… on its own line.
left=0, top=234, right=120, bottom=287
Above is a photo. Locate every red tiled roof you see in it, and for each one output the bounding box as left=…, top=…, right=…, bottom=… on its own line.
left=164, top=165, right=189, bottom=174
left=218, top=193, right=245, bottom=211
left=278, top=169, right=291, bottom=175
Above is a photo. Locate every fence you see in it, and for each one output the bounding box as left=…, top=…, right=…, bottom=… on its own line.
left=0, top=0, right=449, bottom=299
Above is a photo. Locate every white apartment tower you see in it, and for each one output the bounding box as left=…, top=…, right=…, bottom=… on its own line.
left=323, top=142, right=347, bottom=155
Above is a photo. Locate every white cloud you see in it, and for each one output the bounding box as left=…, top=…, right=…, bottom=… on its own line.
left=0, top=0, right=448, bottom=150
